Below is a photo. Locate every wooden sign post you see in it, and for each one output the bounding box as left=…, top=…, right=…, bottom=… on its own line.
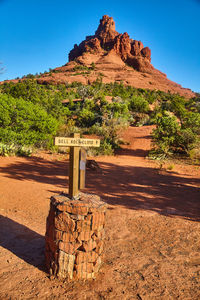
left=55, top=134, right=100, bottom=199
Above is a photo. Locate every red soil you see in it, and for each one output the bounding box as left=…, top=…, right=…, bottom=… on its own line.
left=0, top=126, right=200, bottom=299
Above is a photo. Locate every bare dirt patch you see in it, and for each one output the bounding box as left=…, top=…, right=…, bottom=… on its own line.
left=0, top=126, right=200, bottom=299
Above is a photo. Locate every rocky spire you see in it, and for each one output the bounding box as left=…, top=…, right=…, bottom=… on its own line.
left=68, top=15, right=152, bottom=71
left=95, top=15, right=118, bottom=43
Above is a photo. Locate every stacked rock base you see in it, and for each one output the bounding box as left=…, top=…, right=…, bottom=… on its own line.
left=45, top=192, right=107, bottom=280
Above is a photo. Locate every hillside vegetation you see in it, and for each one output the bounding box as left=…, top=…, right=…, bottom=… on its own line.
left=0, top=79, right=199, bottom=161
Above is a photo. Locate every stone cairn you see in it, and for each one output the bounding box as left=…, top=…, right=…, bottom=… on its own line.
left=45, top=192, right=107, bottom=280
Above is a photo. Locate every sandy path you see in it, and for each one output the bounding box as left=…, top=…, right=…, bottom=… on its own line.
left=0, top=126, right=200, bottom=299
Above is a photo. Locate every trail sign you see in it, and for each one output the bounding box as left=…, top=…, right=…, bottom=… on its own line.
left=55, top=137, right=100, bottom=147
left=55, top=134, right=100, bottom=199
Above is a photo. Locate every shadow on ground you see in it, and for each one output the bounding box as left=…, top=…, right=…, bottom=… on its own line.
left=0, top=156, right=69, bottom=187
left=0, top=157, right=199, bottom=222
left=85, top=162, right=200, bottom=222
left=0, top=215, right=45, bottom=272
left=115, top=148, right=149, bottom=157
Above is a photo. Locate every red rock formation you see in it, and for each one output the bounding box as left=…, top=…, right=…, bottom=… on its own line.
left=95, top=15, right=118, bottom=44
left=69, top=15, right=153, bottom=72
left=141, top=47, right=151, bottom=61
left=131, top=40, right=144, bottom=56
left=2, top=15, right=194, bottom=98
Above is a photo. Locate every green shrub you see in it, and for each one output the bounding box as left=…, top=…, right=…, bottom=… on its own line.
left=128, top=96, right=149, bottom=113
left=91, top=62, right=96, bottom=70
left=96, top=139, right=114, bottom=155
left=151, top=111, right=200, bottom=158
left=151, top=113, right=180, bottom=157
left=175, top=128, right=198, bottom=153
left=89, top=139, right=114, bottom=156
left=0, top=143, right=15, bottom=156
left=188, top=145, right=200, bottom=164
left=76, top=108, right=96, bottom=127
left=0, top=80, right=70, bottom=119
left=0, top=93, right=59, bottom=146
left=0, top=143, right=32, bottom=157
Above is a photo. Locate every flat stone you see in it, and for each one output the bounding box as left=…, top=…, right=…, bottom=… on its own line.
left=76, top=219, right=92, bottom=232
left=75, top=250, right=98, bottom=264
left=59, top=240, right=82, bottom=255
left=62, top=231, right=78, bottom=242
left=55, top=212, right=76, bottom=232
left=51, top=193, right=107, bottom=215
left=57, top=250, right=75, bottom=279
left=78, top=231, right=94, bottom=242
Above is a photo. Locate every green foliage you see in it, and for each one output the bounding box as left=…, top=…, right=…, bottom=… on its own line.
left=129, top=96, right=150, bottom=113
left=0, top=79, right=199, bottom=158
left=182, top=112, right=200, bottom=134
left=188, top=145, right=200, bottom=164
left=0, top=80, right=70, bottom=119
left=151, top=111, right=200, bottom=158
left=187, top=96, right=200, bottom=113
left=91, top=62, right=96, bottom=70
left=0, top=93, right=59, bottom=147
left=72, top=65, right=90, bottom=72
left=0, top=143, right=32, bottom=157
left=176, top=128, right=198, bottom=153
left=26, top=73, right=36, bottom=79
left=76, top=107, right=96, bottom=127
left=151, top=113, right=180, bottom=156
left=0, top=143, right=16, bottom=156
left=93, top=139, right=114, bottom=156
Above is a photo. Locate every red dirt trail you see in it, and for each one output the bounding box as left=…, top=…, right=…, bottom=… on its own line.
left=0, top=126, right=200, bottom=299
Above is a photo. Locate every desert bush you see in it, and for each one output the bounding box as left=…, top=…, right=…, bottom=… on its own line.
left=90, top=62, right=96, bottom=70
left=0, top=93, right=59, bottom=146
left=0, top=143, right=16, bottom=156
left=26, top=73, right=35, bottom=79
left=151, top=113, right=180, bottom=157
left=93, top=139, right=114, bottom=156
left=151, top=111, right=200, bottom=158
left=188, top=145, right=200, bottom=164
left=0, top=143, right=32, bottom=157
left=128, top=96, right=149, bottom=113
left=186, top=96, right=200, bottom=113
left=0, top=80, right=70, bottom=119
left=72, top=65, right=90, bottom=72
left=58, top=119, right=80, bottom=137
left=175, top=128, right=198, bottom=153
left=182, top=112, right=200, bottom=134
left=132, top=113, right=150, bottom=126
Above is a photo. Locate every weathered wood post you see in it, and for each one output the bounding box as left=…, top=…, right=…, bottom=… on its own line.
left=45, top=134, right=107, bottom=280
left=69, top=133, right=80, bottom=199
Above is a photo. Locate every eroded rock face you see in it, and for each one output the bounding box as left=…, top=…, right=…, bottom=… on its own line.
left=69, top=15, right=152, bottom=71
left=95, top=15, right=118, bottom=44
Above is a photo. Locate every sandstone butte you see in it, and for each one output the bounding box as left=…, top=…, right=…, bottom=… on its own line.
left=4, top=15, right=195, bottom=98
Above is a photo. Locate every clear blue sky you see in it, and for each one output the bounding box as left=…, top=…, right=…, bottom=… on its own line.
left=0, top=0, right=200, bottom=93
